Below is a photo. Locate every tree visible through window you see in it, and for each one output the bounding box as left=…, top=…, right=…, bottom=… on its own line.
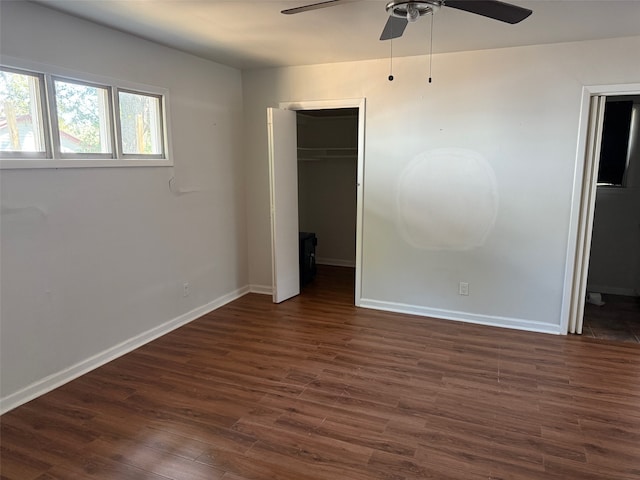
left=119, top=91, right=163, bottom=156
left=53, top=79, right=112, bottom=155
left=0, top=69, right=47, bottom=154
left=1, top=63, right=169, bottom=166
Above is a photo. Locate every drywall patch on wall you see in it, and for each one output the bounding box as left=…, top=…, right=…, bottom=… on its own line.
left=396, top=148, right=498, bottom=250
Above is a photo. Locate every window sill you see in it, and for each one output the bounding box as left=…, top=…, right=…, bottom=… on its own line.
left=0, top=158, right=173, bottom=169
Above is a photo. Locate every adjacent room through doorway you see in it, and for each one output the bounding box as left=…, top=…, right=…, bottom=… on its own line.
left=583, top=95, right=640, bottom=343
left=296, top=108, right=359, bottom=299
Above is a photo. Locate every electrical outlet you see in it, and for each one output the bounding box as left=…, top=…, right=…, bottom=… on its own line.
left=459, top=282, right=469, bottom=296
left=183, top=282, right=190, bottom=297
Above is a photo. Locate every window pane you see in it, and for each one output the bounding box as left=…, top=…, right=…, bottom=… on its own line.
left=597, top=100, right=633, bottom=186
left=54, top=79, right=112, bottom=154
left=119, top=91, right=163, bottom=156
left=0, top=69, right=47, bottom=153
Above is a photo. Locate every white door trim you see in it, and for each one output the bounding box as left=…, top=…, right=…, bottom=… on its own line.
left=562, top=83, right=640, bottom=334
left=279, top=98, right=366, bottom=306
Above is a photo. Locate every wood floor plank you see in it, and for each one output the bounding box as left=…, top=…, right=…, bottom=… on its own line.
left=0, top=445, right=52, bottom=480
left=33, top=454, right=171, bottom=480
left=84, top=437, right=227, bottom=480
left=2, top=265, right=639, bottom=480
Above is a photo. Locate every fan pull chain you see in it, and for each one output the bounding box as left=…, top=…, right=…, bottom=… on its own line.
left=388, top=37, right=394, bottom=81
left=428, top=11, right=434, bottom=83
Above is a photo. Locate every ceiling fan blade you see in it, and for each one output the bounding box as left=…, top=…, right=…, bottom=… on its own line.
left=380, top=16, right=409, bottom=41
left=281, top=0, right=358, bottom=15
left=444, top=0, right=532, bottom=24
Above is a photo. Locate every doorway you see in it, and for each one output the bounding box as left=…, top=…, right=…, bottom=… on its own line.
left=270, top=98, right=366, bottom=306
left=583, top=95, right=640, bottom=342
left=565, top=85, right=640, bottom=336
left=296, top=108, right=359, bottom=298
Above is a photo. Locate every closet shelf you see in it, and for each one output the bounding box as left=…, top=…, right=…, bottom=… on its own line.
left=297, top=147, right=357, bottom=162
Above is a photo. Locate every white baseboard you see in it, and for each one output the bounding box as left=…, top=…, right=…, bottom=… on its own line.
left=587, top=285, right=638, bottom=297
left=249, top=284, right=273, bottom=295
left=0, top=286, right=250, bottom=415
left=316, top=257, right=356, bottom=268
left=359, top=298, right=563, bottom=335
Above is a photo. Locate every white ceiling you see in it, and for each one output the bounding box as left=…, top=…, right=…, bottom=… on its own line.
left=33, top=0, right=640, bottom=70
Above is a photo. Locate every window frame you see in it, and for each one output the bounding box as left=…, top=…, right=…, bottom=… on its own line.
left=596, top=98, right=635, bottom=188
left=49, top=75, right=117, bottom=160
left=0, top=57, right=172, bottom=169
left=0, top=66, right=51, bottom=159
left=115, top=88, right=166, bottom=160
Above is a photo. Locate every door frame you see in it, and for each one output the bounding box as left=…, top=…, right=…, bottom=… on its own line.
left=279, top=98, right=366, bottom=306
left=562, top=83, right=640, bottom=333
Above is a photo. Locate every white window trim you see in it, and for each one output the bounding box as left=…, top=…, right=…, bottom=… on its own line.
left=1, top=56, right=173, bottom=169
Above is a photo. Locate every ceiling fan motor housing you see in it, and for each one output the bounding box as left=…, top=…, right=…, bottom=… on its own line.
left=386, top=0, right=442, bottom=20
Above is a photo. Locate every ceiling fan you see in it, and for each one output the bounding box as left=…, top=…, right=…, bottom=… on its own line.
left=282, top=0, right=532, bottom=40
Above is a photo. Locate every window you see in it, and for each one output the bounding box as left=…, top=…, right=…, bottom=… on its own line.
left=597, top=99, right=635, bottom=187
left=0, top=62, right=170, bottom=168
left=0, top=68, right=48, bottom=157
left=117, top=90, right=164, bottom=157
left=53, top=78, right=114, bottom=157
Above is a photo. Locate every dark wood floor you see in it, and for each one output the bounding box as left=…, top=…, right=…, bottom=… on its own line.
left=583, top=293, right=640, bottom=343
left=2, top=266, right=639, bottom=480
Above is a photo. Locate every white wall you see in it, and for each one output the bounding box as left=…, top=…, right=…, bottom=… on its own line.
left=244, top=36, right=640, bottom=333
left=298, top=158, right=357, bottom=266
left=0, top=1, right=246, bottom=410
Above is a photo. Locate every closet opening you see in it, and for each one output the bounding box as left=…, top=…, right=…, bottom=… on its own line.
left=583, top=95, right=640, bottom=342
left=566, top=87, right=640, bottom=339
left=296, top=108, right=359, bottom=300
